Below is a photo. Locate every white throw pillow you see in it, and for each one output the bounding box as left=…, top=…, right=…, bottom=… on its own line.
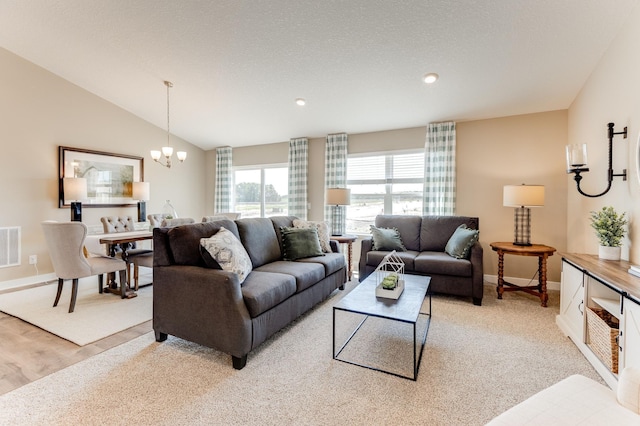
left=292, top=219, right=332, bottom=253
left=200, top=227, right=252, bottom=284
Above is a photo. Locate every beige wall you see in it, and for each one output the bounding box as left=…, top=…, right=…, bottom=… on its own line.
left=0, top=47, right=206, bottom=283
left=210, top=111, right=568, bottom=282
left=568, top=7, right=640, bottom=264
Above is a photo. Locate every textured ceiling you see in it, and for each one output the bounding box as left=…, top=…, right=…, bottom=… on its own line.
left=0, top=1, right=638, bottom=150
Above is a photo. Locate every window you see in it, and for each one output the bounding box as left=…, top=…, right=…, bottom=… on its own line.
left=233, top=165, right=288, bottom=218
left=346, top=151, right=424, bottom=233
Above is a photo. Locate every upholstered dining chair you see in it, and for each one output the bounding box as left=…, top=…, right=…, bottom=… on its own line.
left=41, top=221, right=128, bottom=313
left=147, top=213, right=164, bottom=228
left=160, top=217, right=195, bottom=227
left=202, top=212, right=241, bottom=222
left=100, top=216, right=153, bottom=290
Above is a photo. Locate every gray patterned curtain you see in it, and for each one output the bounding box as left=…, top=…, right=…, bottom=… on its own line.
left=288, top=138, right=308, bottom=219
left=214, top=147, right=232, bottom=213
left=423, top=122, right=456, bottom=215
left=324, top=133, right=348, bottom=234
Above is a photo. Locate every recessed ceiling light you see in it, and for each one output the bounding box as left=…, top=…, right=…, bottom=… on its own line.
left=295, top=98, right=306, bottom=106
left=423, top=73, right=439, bottom=84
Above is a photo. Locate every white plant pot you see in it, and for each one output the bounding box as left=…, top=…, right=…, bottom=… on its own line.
left=599, top=245, right=621, bottom=261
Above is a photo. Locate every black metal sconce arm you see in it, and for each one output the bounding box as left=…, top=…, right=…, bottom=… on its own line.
left=568, top=122, right=627, bottom=198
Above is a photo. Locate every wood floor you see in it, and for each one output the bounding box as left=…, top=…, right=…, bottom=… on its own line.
left=0, top=306, right=152, bottom=396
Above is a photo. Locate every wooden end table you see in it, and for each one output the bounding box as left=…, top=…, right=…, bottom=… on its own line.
left=490, top=242, right=556, bottom=307
left=331, top=234, right=357, bottom=281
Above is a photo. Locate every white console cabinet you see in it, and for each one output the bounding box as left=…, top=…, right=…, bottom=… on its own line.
left=557, top=254, right=640, bottom=389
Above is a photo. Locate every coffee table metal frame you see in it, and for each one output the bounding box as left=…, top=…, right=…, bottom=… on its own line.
left=332, top=274, right=431, bottom=381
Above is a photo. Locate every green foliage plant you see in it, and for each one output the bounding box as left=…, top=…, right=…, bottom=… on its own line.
left=589, top=206, right=628, bottom=247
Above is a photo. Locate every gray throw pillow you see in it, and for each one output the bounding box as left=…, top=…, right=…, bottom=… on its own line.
left=445, top=224, right=479, bottom=259
left=281, top=226, right=325, bottom=260
left=370, top=225, right=406, bottom=251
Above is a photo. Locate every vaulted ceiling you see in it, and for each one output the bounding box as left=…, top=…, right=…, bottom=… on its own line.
left=0, top=1, right=637, bottom=149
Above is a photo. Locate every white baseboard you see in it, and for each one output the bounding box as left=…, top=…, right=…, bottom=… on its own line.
left=0, top=273, right=57, bottom=294
left=484, top=274, right=560, bottom=291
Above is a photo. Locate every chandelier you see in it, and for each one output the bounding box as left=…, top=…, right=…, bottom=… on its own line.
left=150, top=80, right=186, bottom=168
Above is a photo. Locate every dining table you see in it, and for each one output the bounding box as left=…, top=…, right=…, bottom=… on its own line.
left=97, top=230, right=153, bottom=298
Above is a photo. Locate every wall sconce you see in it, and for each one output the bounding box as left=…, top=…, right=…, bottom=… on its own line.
left=326, top=188, right=351, bottom=236
left=566, top=122, right=627, bottom=197
left=63, top=177, right=87, bottom=222
left=132, top=182, right=150, bottom=222
left=503, top=184, right=545, bottom=246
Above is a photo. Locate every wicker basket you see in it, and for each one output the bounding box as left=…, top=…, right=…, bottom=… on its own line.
left=586, top=307, right=619, bottom=374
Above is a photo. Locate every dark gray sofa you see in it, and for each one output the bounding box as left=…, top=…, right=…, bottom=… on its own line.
left=359, top=215, right=483, bottom=305
left=153, top=216, right=347, bottom=369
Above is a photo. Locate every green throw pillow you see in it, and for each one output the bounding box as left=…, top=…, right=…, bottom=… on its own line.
left=281, top=227, right=325, bottom=261
left=445, top=224, right=479, bottom=259
left=370, top=226, right=406, bottom=251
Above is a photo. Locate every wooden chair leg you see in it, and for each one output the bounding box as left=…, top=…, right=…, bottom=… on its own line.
left=98, top=274, right=104, bottom=293
left=54, top=278, right=64, bottom=307
left=134, top=265, right=139, bottom=291
left=119, top=270, right=127, bottom=298
left=69, top=278, right=79, bottom=313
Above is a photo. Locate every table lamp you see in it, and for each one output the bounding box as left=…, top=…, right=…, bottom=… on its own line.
left=132, top=182, right=150, bottom=222
left=326, top=188, right=351, bottom=236
left=503, top=184, right=545, bottom=246
left=63, top=177, right=87, bottom=222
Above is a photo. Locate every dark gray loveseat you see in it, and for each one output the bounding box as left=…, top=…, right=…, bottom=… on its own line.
left=359, top=215, right=483, bottom=305
left=153, top=216, right=347, bottom=369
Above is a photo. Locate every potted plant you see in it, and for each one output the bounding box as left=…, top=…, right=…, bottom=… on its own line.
left=589, top=206, right=627, bottom=260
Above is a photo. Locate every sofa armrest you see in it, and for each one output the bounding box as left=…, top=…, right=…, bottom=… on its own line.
left=358, top=237, right=374, bottom=280
left=330, top=239, right=340, bottom=253
left=153, top=265, right=253, bottom=357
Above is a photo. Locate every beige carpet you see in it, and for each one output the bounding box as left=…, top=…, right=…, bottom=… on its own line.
left=0, top=278, right=152, bottom=346
left=0, top=283, right=602, bottom=425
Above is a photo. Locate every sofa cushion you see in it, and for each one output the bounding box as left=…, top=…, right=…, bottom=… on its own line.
left=414, top=251, right=472, bottom=277
left=200, top=227, right=253, bottom=284
left=241, top=271, right=297, bottom=318
left=236, top=218, right=282, bottom=268
left=281, top=227, right=324, bottom=260
left=168, top=220, right=239, bottom=266
left=297, top=252, right=346, bottom=276
left=366, top=250, right=419, bottom=272
left=420, top=216, right=479, bottom=252
left=445, top=224, right=480, bottom=259
left=255, top=260, right=326, bottom=293
left=375, top=215, right=421, bottom=251
left=293, top=219, right=332, bottom=253
left=370, top=226, right=406, bottom=251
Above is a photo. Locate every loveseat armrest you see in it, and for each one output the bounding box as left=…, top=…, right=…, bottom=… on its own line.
left=330, top=239, right=340, bottom=253
left=469, top=241, right=484, bottom=305
left=358, top=237, right=374, bottom=280
left=153, top=265, right=253, bottom=358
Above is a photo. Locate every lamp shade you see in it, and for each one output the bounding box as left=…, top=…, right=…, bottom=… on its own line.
left=63, top=177, right=87, bottom=201
left=503, top=184, right=545, bottom=207
left=132, top=182, right=150, bottom=201
left=326, top=188, right=351, bottom=206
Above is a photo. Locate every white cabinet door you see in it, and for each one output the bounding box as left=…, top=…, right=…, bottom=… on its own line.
left=622, top=298, right=640, bottom=369
left=559, top=260, right=585, bottom=341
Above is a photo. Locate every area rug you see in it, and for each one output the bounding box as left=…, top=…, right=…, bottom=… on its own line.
left=0, top=283, right=602, bottom=425
left=0, top=279, right=152, bottom=346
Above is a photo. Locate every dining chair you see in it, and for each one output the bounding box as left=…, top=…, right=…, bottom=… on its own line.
left=147, top=213, right=164, bottom=228
left=41, top=221, right=128, bottom=313
left=100, top=216, right=153, bottom=289
left=202, top=212, right=241, bottom=222
left=160, top=217, right=195, bottom=227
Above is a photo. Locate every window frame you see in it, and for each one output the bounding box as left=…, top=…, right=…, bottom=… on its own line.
left=232, top=163, right=288, bottom=218
left=345, top=149, right=424, bottom=233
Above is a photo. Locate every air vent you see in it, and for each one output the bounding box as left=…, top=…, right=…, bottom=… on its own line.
left=0, top=227, right=20, bottom=268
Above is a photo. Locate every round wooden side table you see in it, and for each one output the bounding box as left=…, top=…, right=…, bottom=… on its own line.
left=331, top=234, right=358, bottom=281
